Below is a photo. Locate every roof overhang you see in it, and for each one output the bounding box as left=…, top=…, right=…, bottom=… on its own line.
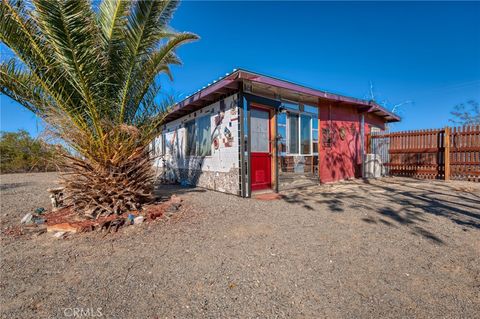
left=164, top=69, right=401, bottom=123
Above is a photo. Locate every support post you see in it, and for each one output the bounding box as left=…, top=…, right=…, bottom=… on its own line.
left=360, top=113, right=365, bottom=178
left=366, top=133, right=371, bottom=153
left=317, top=99, right=322, bottom=183
left=273, top=107, right=279, bottom=193
left=238, top=89, right=246, bottom=197
left=246, top=100, right=252, bottom=197
left=444, top=126, right=451, bottom=181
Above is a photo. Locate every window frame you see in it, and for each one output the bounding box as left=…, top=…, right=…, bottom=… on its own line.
left=286, top=110, right=317, bottom=156
left=287, top=112, right=300, bottom=155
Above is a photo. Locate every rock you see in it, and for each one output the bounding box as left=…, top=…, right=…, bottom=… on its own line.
left=21, top=213, right=33, bottom=224
left=33, top=217, right=46, bottom=225
left=53, top=231, right=66, bottom=238
left=165, top=203, right=181, bottom=215
left=149, top=211, right=162, bottom=220
left=47, top=223, right=78, bottom=233
left=133, top=216, right=144, bottom=225
left=170, top=195, right=182, bottom=204
left=34, top=207, right=46, bottom=215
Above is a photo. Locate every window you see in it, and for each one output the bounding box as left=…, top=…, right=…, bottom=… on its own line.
left=251, top=108, right=270, bottom=152
left=197, top=116, right=211, bottom=156
left=277, top=112, right=287, bottom=154
left=185, top=121, right=196, bottom=155
left=300, top=114, right=311, bottom=154
left=312, top=118, right=318, bottom=153
left=287, top=113, right=313, bottom=155
left=288, top=113, right=299, bottom=154
left=186, top=116, right=212, bottom=156
left=153, top=133, right=166, bottom=156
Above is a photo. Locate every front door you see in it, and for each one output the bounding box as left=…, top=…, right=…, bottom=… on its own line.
left=250, top=107, right=271, bottom=191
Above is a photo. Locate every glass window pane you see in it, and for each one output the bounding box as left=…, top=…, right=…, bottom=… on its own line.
left=313, top=142, right=318, bottom=153
left=300, top=114, right=311, bottom=154
left=251, top=109, right=270, bottom=152
left=312, top=117, right=318, bottom=130
left=185, top=121, right=196, bottom=156
left=277, top=112, right=287, bottom=125
left=288, top=113, right=299, bottom=154
left=197, top=116, right=211, bottom=156
left=312, top=129, right=318, bottom=141
left=277, top=126, right=286, bottom=140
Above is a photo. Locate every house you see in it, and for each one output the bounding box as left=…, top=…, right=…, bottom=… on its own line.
left=154, top=69, right=400, bottom=197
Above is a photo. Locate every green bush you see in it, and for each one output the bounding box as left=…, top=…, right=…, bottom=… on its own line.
left=0, top=130, right=59, bottom=173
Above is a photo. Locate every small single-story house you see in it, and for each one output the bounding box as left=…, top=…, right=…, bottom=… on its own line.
left=154, top=69, right=400, bottom=197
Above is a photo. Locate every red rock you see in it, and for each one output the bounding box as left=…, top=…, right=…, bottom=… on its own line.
left=47, top=223, right=78, bottom=233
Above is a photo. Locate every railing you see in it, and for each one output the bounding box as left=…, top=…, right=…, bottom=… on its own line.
left=368, top=125, right=480, bottom=182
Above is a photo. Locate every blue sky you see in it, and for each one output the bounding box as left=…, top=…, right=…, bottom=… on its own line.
left=1, top=1, right=479, bottom=135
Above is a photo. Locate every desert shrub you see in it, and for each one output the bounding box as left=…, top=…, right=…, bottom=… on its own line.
left=0, top=130, right=59, bottom=173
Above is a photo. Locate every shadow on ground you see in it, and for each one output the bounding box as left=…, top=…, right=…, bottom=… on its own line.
left=154, top=184, right=206, bottom=201
left=0, top=182, right=31, bottom=191
left=280, top=177, right=480, bottom=245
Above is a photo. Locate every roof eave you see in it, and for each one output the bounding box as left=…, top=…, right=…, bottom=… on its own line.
left=165, top=69, right=401, bottom=123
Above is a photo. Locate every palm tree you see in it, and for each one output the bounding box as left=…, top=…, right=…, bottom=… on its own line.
left=0, top=0, right=198, bottom=217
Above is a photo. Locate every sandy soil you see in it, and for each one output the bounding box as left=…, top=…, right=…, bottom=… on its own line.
left=1, top=172, right=479, bottom=318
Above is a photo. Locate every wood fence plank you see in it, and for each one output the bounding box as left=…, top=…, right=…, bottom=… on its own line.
left=444, top=127, right=450, bottom=180
left=368, top=125, right=479, bottom=182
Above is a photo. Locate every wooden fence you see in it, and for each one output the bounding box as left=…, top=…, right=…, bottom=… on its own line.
left=368, top=125, right=480, bottom=181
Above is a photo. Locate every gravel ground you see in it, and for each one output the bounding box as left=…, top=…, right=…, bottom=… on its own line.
left=1, top=172, right=479, bottom=318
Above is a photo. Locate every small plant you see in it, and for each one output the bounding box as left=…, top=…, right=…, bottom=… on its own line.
left=0, top=0, right=198, bottom=216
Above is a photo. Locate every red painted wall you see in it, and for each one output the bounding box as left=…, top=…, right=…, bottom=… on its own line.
left=319, top=104, right=386, bottom=183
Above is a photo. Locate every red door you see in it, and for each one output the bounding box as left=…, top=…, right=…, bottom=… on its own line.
left=250, top=107, right=271, bottom=191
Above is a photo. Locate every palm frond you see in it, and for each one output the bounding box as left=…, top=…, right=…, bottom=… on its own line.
left=124, top=32, right=198, bottom=124
left=34, top=0, right=104, bottom=134
left=97, top=0, right=130, bottom=107
left=117, top=0, right=181, bottom=122
left=0, top=59, right=46, bottom=113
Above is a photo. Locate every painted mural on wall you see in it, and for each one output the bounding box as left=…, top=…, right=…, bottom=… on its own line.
left=155, top=94, right=240, bottom=192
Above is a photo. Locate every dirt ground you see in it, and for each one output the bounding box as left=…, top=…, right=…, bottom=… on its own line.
left=1, top=172, right=479, bottom=318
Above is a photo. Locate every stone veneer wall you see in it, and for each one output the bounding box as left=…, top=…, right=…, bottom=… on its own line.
left=154, top=94, right=241, bottom=195
left=174, top=167, right=240, bottom=195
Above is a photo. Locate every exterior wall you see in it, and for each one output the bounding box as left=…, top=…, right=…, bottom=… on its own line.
left=319, top=104, right=385, bottom=183
left=154, top=94, right=240, bottom=195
